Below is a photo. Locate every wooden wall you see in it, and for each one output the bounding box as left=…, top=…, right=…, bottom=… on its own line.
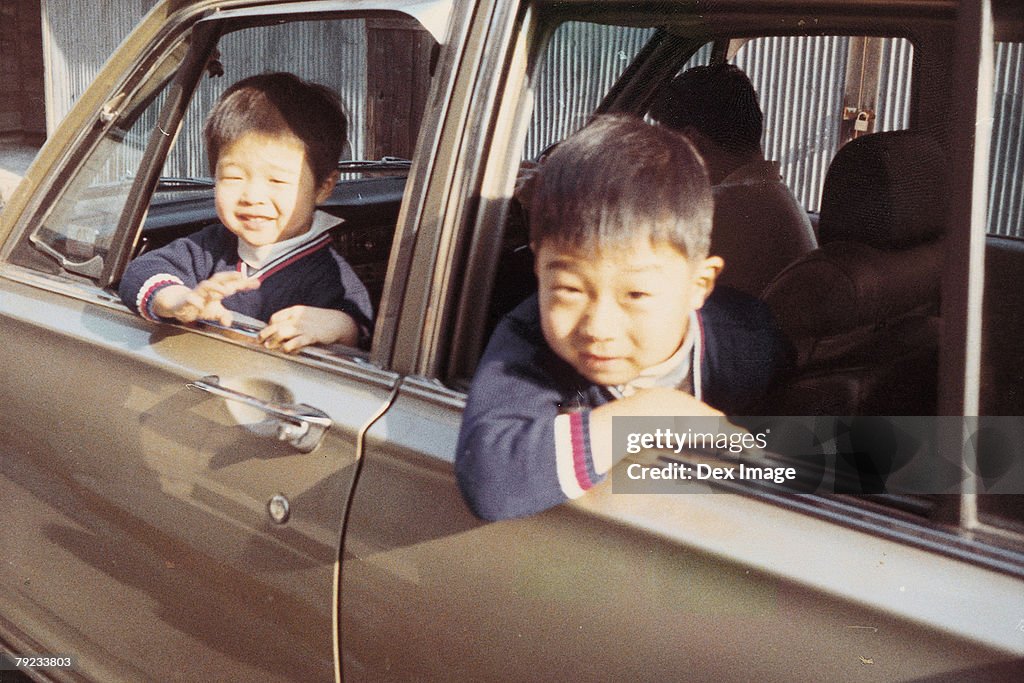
left=0, top=0, right=45, bottom=142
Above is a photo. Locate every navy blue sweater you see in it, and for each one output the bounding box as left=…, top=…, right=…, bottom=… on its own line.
left=455, top=288, right=791, bottom=521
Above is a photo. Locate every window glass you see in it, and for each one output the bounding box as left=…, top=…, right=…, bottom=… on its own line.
left=525, top=21, right=656, bottom=159
left=730, top=36, right=914, bottom=211
left=22, top=38, right=191, bottom=279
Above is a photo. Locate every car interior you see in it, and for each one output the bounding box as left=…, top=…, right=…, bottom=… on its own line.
left=477, top=32, right=943, bottom=416
left=762, top=129, right=945, bottom=417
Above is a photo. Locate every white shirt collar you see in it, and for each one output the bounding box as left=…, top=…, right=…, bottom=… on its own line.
left=236, top=210, right=342, bottom=271
left=610, top=311, right=702, bottom=400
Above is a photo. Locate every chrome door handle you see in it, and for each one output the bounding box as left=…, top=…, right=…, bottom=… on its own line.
left=187, top=375, right=332, bottom=453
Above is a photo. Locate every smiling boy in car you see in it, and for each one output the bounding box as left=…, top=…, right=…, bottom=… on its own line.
left=455, top=115, right=791, bottom=521
left=118, top=72, right=373, bottom=351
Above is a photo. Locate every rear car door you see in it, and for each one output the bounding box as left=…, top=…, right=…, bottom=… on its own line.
left=0, top=1, right=449, bottom=680
left=341, top=1, right=1024, bottom=680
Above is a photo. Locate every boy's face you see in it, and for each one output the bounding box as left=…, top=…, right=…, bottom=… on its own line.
left=214, top=131, right=337, bottom=247
left=535, top=238, right=722, bottom=386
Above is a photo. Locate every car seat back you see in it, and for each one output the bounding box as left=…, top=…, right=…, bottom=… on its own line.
left=762, top=130, right=947, bottom=415
left=712, top=170, right=817, bottom=297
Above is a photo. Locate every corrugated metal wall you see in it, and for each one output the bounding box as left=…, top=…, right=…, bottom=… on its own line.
left=736, top=36, right=914, bottom=211
left=163, top=21, right=368, bottom=178
left=735, top=35, right=854, bottom=210
left=41, top=0, right=159, bottom=134
left=989, top=41, right=1023, bottom=238
left=42, top=1, right=368, bottom=179
left=525, top=23, right=655, bottom=159
left=875, top=37, right=915, bottom=133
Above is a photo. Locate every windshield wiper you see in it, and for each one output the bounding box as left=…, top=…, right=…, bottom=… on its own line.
left=337, top=157, right=411, bottom=172
left=154, top=159, right=409, bottom=194
left=155, top=177, right=215, bottom=191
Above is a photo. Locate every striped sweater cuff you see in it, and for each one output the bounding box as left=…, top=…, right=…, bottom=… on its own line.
left=554, top=411, right=604, bottom=500
left=136, top=274, right=184, bottom=322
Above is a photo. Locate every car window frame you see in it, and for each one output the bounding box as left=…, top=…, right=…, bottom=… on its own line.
left=0, top=7, right=203, bottom=270
left=1, top=0, right=462, bottom=370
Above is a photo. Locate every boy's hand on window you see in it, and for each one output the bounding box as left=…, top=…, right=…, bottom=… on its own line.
left=258, top=306, right=359, bottom=352
left=152, top=272, right=259, bottom=325
left=589, top=387, right=725, bottom=473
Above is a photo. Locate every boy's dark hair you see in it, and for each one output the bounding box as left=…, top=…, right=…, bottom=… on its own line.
left=529, top=114, right=712, bottom=259
left=204, top=72, right=347, bottom=185
left=649, top=64, right=763, bottom=157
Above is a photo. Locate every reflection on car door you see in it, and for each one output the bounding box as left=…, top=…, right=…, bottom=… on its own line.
left=0, top=273, right=396, bottom=681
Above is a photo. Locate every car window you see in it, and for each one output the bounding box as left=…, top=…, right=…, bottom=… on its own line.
left=448, top=2, right=1024, bottom=558
left=147, top=15, right=434, bottom=317
left=9, top=10, right=437, bottom=353
left=16, top=37, right=192, bottom=279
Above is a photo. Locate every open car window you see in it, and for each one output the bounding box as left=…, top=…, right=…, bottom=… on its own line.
left=447, top=2, right=1024, bottom=552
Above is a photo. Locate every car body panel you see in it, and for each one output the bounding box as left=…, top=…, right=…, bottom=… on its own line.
left=0, top=261, right=397, bottom=681
left=343, top=388, right=1024, bottom=681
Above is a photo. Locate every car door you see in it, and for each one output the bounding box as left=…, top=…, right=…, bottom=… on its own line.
left=0, top=1, right=450, bottom=681
left=342, top=1, right=1024, bottom=680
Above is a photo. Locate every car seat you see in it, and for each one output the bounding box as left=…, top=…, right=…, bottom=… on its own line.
left=711, top=168, right=818, bottom=297
left=762, top=130, right=947, bottom=415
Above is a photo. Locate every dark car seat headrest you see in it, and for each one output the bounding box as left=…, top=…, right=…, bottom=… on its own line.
left=818, top=130, right=947, bottom=249
left=764, top=130, right=948, bottom=341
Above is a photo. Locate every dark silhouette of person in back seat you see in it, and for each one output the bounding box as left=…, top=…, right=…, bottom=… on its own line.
left=649, top=64, right=816, bottom=297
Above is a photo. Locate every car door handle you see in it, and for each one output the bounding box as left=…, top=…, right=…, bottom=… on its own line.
left=187, top=375, right=332, bottom=453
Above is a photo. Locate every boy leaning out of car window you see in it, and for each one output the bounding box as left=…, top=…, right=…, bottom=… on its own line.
left=455, top=115, right=792, bottom=521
